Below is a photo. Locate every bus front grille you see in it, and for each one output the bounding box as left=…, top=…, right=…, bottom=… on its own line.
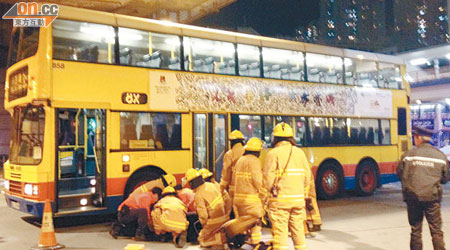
left=10, top=173, right=22, bottom=179
left=9, top=180, right=22, bottom=195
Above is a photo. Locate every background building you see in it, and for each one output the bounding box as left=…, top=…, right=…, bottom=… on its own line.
left=296, top=0, right=449, bottom=53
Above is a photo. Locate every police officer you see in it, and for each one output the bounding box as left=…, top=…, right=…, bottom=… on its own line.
left=186, top=169, right=231, bottom=249
left=397, top=126, right=448, bottom=250
left=131, top=174, right=177, bottom=196
left=220, top=130, right=245, bottom=198
left=263, top=123, right=311, bottom=250
left=233, top=137, right=265, bottom=246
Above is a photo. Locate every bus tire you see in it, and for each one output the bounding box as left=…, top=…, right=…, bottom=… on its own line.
left=355, top=160, right=378, bottom=196
left=316, top=162, right=343, bottom=200
left=124, top=168, right=163, bottom=199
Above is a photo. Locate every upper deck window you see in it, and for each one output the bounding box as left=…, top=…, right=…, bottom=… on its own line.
left=119, top=28, right=181, bottom=70
left=183, top=37, right=235, bottom=74
left=52, top=19, right=116, bottom=64
left=378, top=63, right=402, bottom=89
left=262, top=47, right=305, bottom=81
left=237, top=44, right=260, bottom=77
left=8, top=27, right=40, bottom=67
left=306, top=53, right=344, bottom=84
left=345, top=58, right=378, bottom=87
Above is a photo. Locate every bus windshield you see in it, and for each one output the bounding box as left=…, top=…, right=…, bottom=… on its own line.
left=8, top=27, right=40, bottom=67
left=9, top=105, right=45, bottom=165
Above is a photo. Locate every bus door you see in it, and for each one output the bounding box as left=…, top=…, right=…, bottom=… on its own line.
left=56, top=108, right=106, bottom=213
left=193, top=113, right=228, bottom=181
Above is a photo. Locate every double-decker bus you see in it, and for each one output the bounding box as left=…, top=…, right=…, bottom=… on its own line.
left=411, top=102, right=450, bottom=159
left=4, top=6, right=411, bottom=217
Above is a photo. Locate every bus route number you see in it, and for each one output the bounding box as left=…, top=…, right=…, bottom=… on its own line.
left=52, top=62, right=65, bottom=69
left=122, top=92, right=147, bottom=105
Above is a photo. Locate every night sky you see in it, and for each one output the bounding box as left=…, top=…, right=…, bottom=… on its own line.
left=194, top=0, right=319, bottom=37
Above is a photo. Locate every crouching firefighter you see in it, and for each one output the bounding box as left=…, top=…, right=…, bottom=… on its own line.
left=186, top=169, right=232, bottom=249
left=151, top=186, right=189, bottom=248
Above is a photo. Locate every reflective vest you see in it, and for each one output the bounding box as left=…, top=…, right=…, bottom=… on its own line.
left=263, top=141, right=311, bottom=209
left=177, top=188, right=196, bottom=212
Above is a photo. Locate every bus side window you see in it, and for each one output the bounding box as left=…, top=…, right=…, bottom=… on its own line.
left=169, top=124, right=182, bottom=149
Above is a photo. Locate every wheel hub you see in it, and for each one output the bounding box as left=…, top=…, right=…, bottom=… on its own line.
left=323, top=170, right=338, bottom=194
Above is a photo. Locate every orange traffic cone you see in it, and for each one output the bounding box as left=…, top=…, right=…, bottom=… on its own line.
left=30, top=200, right=65, bottom=250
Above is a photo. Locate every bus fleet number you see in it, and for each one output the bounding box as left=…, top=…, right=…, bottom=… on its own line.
left=52, top=62, right=65, bottom=69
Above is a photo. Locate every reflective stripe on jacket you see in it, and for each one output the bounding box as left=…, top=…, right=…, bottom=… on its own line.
left=234, top=154, right=264, bottom=207
left=194, top=182, right=230, bottom=227
left=263, top=141, right=311, bottom=209
left=397, top=143, right=449, bottom=202
left=131, top=178, right=165, bottom=196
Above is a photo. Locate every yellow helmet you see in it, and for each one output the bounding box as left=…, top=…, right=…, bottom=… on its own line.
left=273, top=122, right=293, bottom=137
left=198, top=168, right=213, bottom=179
left=244, top=137, right=262, bottom=152
left=229, top=130, right=244, bottom=140
left=185, top=168, right=200, bottom=182
left=162, top=174, right=177, bottom=188
left=162, top=186, right=175, bottom=195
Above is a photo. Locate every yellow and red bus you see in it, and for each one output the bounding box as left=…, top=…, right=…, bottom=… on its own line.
left=4, top=6, right=411, bottom=217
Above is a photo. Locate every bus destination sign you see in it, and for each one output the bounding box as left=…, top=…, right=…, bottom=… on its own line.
left=122, top=92, right=147, bottom=105
left=8, top=66, right=29, bottom=101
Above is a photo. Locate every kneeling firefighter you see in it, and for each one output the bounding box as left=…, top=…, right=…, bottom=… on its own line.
left=186, top=169, right=231, bottom=249
left=224, top=137, right=265, bottom=247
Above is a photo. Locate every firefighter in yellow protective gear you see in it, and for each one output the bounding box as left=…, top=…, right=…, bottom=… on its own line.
left=220, top=130, right=245, bottom=198
left=200, top=168, right=233, bottom=220
left=186, top=169, right=231, bottom=249
left=232, top=137, right=265, bottom=245
left=304, top=172, right=322, bottom=235
left=151, top=186, right=189, bottom=248
left=131, top=174, right=177, bottom=196
left=199, top=168, right=215, bottom=184
left=263, top=123, right=311, bottom=250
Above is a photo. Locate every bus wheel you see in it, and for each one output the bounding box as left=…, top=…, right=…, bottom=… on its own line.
left=355, top=161, right=378, bottom=196
left=316, top=162, right=343, bottom=200
left=124, top=169, right=162, bottom=199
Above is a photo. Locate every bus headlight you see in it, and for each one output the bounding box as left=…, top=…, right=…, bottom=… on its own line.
left=24, top=184, right=32, bottom=195
left=4, top=180, right=9, bottom=190
left=24, top=184, right=39, bottom=196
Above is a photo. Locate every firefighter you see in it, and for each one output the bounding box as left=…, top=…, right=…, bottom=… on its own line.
left=200, top=168, right=233, bottom=219
left=151, top=186, right=189, bottom=248
left=110, top=187, right=162, bottom=240
left=304, top=171, right=322, bottom=236
left=233, top=137, right=265, bottom=246
left=199, top=168, right=216, bottom=184
left=186, top=169, right=231, bottom=249
left=263, top=123, right=311, bottom=250
left=131, top=174, right=177, bottom=196
left=220, top=130, right=245, bottom=199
